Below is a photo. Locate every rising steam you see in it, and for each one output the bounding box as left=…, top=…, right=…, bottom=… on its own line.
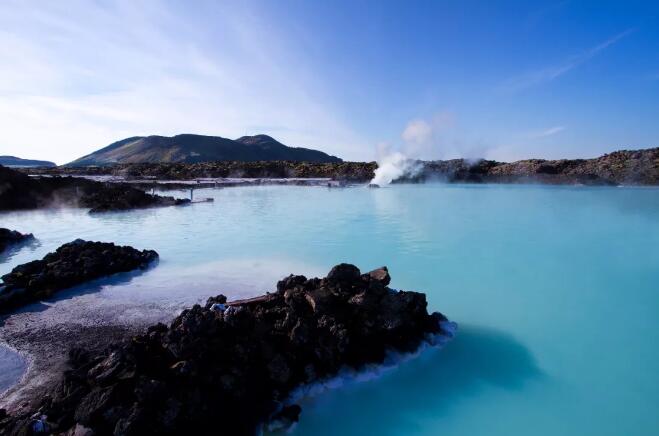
left=370, top=152, right=422, bottom=186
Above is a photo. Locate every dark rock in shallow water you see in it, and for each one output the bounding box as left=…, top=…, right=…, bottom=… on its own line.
left=0, top=265, right=453, bottom=435
left=0, top=164, right=189, bottom=213
left=267, top=404, right=302, bottom=432
left=79, top=185, right=189, bottom=213
left=0, top=229, right=34, bottom=253
left=0, top=240, right=158, bottom=314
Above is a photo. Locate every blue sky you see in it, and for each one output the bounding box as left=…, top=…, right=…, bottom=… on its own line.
left=0, top=0, right=658, bottom=164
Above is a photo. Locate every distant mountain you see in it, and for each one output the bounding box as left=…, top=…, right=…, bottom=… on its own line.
left=67, top=134, right=342, bottom=166
left=0, top=156, right=56, bottom=167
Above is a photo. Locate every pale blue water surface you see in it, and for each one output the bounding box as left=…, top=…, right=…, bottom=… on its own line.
left=1, top=184, right=658, bottom=435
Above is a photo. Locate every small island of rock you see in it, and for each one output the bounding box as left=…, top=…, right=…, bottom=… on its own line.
left=0, top=264, right=455, bottom=435
left=0, top=229, right=34, bottom=254
left=0, top=240, right=159, bottom=314
left=0, top=164, right=190, bottom=213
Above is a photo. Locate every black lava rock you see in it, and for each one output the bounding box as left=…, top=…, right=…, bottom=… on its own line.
left=0, top=264, right=452, bottom=435
left=0, top=240, right=158, bottom=314
left=0, top=164, right=190, bottom=213
left=0, top=228, right=34, bottom=253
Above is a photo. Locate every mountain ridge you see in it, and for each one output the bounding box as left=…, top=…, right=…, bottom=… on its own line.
left=67, top=134, right=342, bottom=166
left=0, top=156, right=56, bottom=167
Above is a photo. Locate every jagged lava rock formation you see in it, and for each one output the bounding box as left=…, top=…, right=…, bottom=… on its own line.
left=79, top=185, right=189, bottom=213
left=0, top=164, right=189, bottom=213
left=0, top=240, right=158, bottom=314
left=0, top=264, right=455, bottom=435
left=401, top=148, right=659, bottom=185
left=0, top=229, right=34, bottom=253
left=30, top=160, right=377, bottom=183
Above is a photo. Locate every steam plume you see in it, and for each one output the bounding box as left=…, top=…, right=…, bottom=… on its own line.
left=370, top=152, right=422, bottom=185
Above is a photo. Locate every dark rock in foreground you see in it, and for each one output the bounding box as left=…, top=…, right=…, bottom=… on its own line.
left=0, top=240, right=158, bottom=314
left=0, top=164, right=190, bottom=213
left=0, top=229, right=34, bottom=254
left=0, top=264, right=454, bottom=435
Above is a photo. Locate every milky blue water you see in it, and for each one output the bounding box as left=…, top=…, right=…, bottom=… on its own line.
left=1, top=184, right=658, bottom=435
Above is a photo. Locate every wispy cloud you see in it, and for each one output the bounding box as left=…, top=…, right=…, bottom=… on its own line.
left=397, top=112, right=495, bottom=160
left=0, top=1, right=368, bottom=164
left=401, top=119, right=434, bottom=145
left=399, top=112, right=459, bottom=158
left=501, top=28, right=634, bottom=92
left=528, top=126, right=566, bottom=138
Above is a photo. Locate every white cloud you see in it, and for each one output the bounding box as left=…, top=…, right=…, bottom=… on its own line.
left=398, top=112, right=466, bottom=159
left=0, top=1, right=369, bottom=164
left=397, top=114, right=569, bottom=162
left=401, top=119, right=433, bottom=144
left=401, top=112, right=455, bottom=145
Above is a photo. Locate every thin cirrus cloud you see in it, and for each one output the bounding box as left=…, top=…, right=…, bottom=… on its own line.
left=500, top=28, right=635, bottom=92
left=528, top=126, right=566, bottom=139
left=0, top=1, right=369, bottom=164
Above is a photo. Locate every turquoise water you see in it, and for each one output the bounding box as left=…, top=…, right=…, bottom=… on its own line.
left=1, top=184, right=658, bottom=435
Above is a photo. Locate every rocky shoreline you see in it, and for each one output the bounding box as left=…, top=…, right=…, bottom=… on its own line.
left=0, top=230, right=34, bottom=255
left=28, top=161, right=377, bottom=183
left=0, top=264, right=454, bottom=435
left=400, top=148, right=658, bottom=185
left=0, top=240, right=158, bottom=315
left=0, top=165, right=190, bottom=213
left=22, top=147, right=659, bottom=185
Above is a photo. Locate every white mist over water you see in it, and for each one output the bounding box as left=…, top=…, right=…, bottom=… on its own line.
left=370, top=152, right=422, bottom=185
